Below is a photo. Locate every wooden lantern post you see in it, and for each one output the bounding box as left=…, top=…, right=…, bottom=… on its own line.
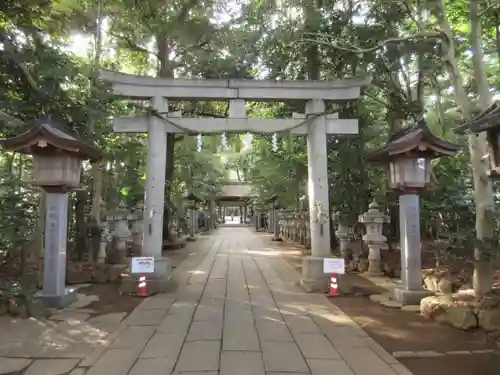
left=0, top=117, right=102, bottom=307
left=365, top=119, right=460, bottom=305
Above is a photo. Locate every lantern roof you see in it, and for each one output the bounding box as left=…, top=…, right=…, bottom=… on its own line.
left=0, top=116, right=102, bottom=161
left=365, top=119, right=460, bottom=163
left=459, top=101, right=500, bottom=134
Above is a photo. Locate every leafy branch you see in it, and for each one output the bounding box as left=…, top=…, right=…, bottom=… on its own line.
left=0, top=30, right=44, bottom=98
left=109, top=31, right=162, bottom=60
left=297, top=31, right=445, bottom=54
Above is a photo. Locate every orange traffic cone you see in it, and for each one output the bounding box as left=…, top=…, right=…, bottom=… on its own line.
left=328, top=274, right=339, bottom=296
left=137, top=275, right=149, bottom=297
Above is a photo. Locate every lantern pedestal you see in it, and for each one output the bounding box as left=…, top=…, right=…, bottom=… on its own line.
left=300, top=256, right=329, bottom=293
left=36, top=192, right=76, bottom=308
left=391, top=194, right=432, bottom=305
left=391, top=287, right=432, bottom=305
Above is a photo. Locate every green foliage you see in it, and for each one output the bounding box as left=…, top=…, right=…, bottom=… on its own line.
left=1, top=0, right=500, bottom=288
left=248, top=135, right=307, bottom=207
left=0, top=159, right=38, bottom=255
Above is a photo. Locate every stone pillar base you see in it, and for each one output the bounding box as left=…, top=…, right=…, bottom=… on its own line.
left=300, top=256, right=329, bottom=293
left=366, top=258, right=384, bottom=276
left=391, top=286, right=433, bottom=305
left=163, top=236, right=187, bottom=250
left=35, top=288, right=76, bottom=308
left=271, top=237, right=283, bottom=242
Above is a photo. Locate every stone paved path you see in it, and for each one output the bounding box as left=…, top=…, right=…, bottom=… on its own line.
left=3, top=227, right=414, bottom=375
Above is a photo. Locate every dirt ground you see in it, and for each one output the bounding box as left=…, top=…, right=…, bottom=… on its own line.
left=268, top=236, right=500, bottom=375
left=0, top=242, right=195, bottom=322
left=334, top=274, right=500, bottom=375
left=76, top=245, right=194, bottom=317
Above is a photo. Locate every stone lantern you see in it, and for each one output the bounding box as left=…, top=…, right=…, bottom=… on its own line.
left=109, top=201, right=132, bottom=263
left=461, top=101, right=500, bottom=180
left=0, top=117, right=101, bottom=307
left=333, top=211, right=351, bottom=262
left=185, top=193, right=201, bottom=240
left=358, top=200, right=390, bottom=275
left=365, top=119, right=460, bottom=304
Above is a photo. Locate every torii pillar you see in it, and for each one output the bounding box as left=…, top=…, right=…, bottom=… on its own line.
left=300, top=99, right=332, bottom=292
left=141, top=96, right=171, bottom=288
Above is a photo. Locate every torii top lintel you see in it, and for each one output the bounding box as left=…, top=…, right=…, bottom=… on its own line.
left=99, top=70, right=371, bottom=101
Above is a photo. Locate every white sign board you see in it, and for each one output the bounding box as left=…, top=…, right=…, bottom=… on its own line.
left=131, top=257, right=155, bottom=274
left=323, top=258, right=345, bottom=274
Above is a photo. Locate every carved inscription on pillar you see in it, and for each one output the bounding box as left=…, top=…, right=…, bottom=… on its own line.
left=43, top=193, right=68, bottom=297
left=45, top=206, right=58, bottom=279
left=405, top=201, right=420, bottom=271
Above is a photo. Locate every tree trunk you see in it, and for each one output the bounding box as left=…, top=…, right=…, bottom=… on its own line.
left=468, top=0, right=494, bottom=297
left=157, top=31, right=176, bottom=244
left=88, top=0, right=104, bottom=262
left=90, top=0, right=104, bottom=224
left=431, top=0, right=494, bottom=297
left=304, top=1, right=321, bottom=81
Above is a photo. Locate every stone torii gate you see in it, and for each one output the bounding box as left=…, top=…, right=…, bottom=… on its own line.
left=100, top=70, right=368, bottom=290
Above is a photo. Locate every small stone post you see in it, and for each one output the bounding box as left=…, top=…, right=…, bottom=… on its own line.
left=358, top=201, right=389, bottom=276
